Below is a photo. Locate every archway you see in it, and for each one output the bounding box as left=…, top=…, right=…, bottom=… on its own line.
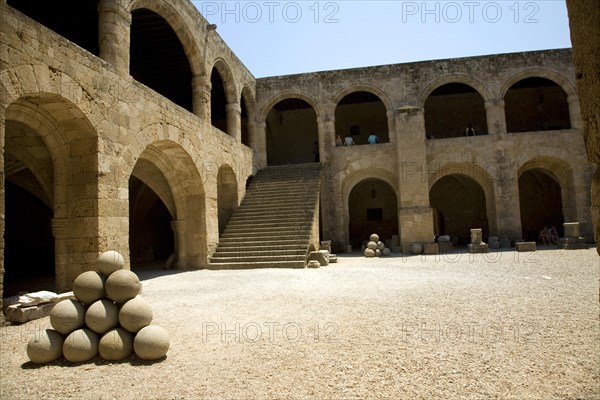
left=217, top=165, right=238, bottom=236
left=505, top=77, right=571, bottom=133
left=130, top=8, right=193, bottom=111
left=335, top=91, right=389, bottom=145
left=266, top=98, right=318, bottom=166
left=129, top=176, right=174, bottom=266
left=519, top=169, right=564, bottom=241
left=430, top=175, right=489, bottom=244
left=210, top=67, right=228, bottom=132
left=348, top=179, right=399, bottom=248
left=424, top=83, right=487, bottom=139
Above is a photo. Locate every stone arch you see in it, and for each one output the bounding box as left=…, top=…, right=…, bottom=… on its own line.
left=3, top=88, right=98, bottom=292
left=128, top=0, right=203, bottom=76
left=263, top=94, right=321, bottom=166
left=420, top=74, right=492, bottom=106
left=209, top=59, right=238, bottom=133
left=332, top=84, right=394, bottom=115
left=500, top=69, right=577, bottom=100
left=518, top=156, right=576, bottom=234
left=423, top=80, right=489, bottom=139
left=428, top=163, right=497, bottom=236
left=502, top=72, right=573, bottom=133
left=210, top=58, right=238, bottom=104
left=217, top=164, right=239, bottom=236
left=342, top=168, right=399, bottom=247
left=259, top=91, right=323, bottom=122
left=129, top=139, right=207, bottom=269
left=333, top=86, right=392, bottom=145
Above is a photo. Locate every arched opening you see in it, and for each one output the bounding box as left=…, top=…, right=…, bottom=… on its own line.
left=519, top=169, right=564, bottom=242
left=335, top=91, right=389, bottom=145
left=217, top=166, right=238, bottom=236
left=2, top=181, right=54, bottom=297
left=505, top=77, right=571, bottom=132
left=348, top=179, right=399, bottom=249
left=7, top=0, right=99, bottom=56
left=266, top=98, right=318, bottom=166
left=130, top=8, right=193, bottom=111
left=129, top=176, right=174, bottom=267
left=424, top=83, right=487, bottom=139
left=430, top=175, right=489, bottom=244
left=210, top=67, right=228, bottom=132
left=241, top=94, right=250, bottom=146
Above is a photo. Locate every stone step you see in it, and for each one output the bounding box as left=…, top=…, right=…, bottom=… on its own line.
left=229, top=214, right=312, bottom=223
left=233, top=205, right=314, bottom=215
left=215, top=242, right=308, bottom=250
left=212, top=248, right=308, bottom=258
left=225, top=221, right=313, bottom=230
left=206, top=260, right=307, bottom=270
left=219, top=234, right=310, bottom=243
left=209, top=254, right=306, bottom=263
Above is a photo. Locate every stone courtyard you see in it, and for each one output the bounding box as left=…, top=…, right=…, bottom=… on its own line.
left=1, top=248, right=599, bottom=399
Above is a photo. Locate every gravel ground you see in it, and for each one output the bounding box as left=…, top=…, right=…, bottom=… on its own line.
left=1, top=247, right=599, bottom=400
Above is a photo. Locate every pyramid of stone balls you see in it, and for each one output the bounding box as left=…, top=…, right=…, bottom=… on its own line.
left=26, top=250, right=170, bottom=364
left=364, top=233, right=391, bottom=258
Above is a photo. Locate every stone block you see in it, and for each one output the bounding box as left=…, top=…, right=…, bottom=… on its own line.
left=500, top=237, right=511, bottom=248
left=563, top=222, right=580, bottom=238
left=516, top=242, right=536, bottom=252
left=424, top=243, right=439, bottom=254
left=5, top=303, right=56, bottom=324
left=320, top=241, right=332, bottom=253
left=438, top=235, right=451, bottom=243
left=470, top=229, right=483, bottom=245
left=468, top=243, right=489, bottom=253
left=307, top=260, right=320, bottom=268
left=329, top=254, right=338, bottom=263
left=438, top=242, right=454, bottom=253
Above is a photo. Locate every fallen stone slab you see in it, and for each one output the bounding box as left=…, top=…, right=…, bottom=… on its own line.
left=5, top=303, right=57, bottom=324
left=516, top=241, right=536, bottom=252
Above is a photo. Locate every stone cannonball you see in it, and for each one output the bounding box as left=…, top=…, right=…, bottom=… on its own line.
left=99, top=328, right=134, bottom=361
left=119, top=296, right=153, bottom=333
left=369, top=234, right=380, bottom=243
left=364, top=248, right=375, bottom=258
left=382, top=248, right=392, bottom=257
left=27, top=329, right=64, bottom=364
left=85, top=299, right=119, bottom=334
left=377, top=241, right=385, bottom=250
left=411, top=243, right=423, bottom=254
left=105, top=270, right=141, bottom=303
left=134, top=325, right=170, bottom=361
left=97, top=250, right=125, bottom=276
left=367, top=241, right=378, bottom=250
left=375, top=249, right=382, bottom=257
left=50, top=299, right=86, bottom=335
left=73, top=271, right=106, bottom=305
left=63, top=328, right=99, bottom=363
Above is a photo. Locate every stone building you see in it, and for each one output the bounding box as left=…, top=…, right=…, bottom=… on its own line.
left=0, top=0, right=596, bottom=299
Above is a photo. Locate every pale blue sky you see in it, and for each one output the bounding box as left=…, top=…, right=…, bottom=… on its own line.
left=192, top=1, right=572, bottom=78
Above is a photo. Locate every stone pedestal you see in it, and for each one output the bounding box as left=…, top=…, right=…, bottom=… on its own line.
left=468, top=228, right=489, bottom=253
left=559, top=222, right=588, bottom=250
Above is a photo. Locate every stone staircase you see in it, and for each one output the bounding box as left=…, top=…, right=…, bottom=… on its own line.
left=209, top=163, right=322, bottom=269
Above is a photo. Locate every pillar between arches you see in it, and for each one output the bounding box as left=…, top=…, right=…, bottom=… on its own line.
left=192, top=75, right=212, bottom=121
left=98, top=0, right=131, bottom=77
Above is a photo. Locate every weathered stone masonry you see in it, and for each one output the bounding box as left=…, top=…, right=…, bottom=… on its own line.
left=0, top=0, right=596, bottom=306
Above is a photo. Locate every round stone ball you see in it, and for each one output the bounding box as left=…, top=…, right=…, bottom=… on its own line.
left=99, top=328, right=134, bottom=361
left=382, top=248, right=392, bottom=257
left=367, top=241, right=378, bottom=250
left=97, top=250, right=125, bottom=276
left=375, top=249, right=382, bottom=257
left=50, top=299, right=86, bottom=335
left=105, top=270, right=141, bottom=303
left=134, top=325, right=170, bottom=361
left=364, top=248, right=375, bottom=258
left=63, top=328, right=99, bottom=363
left=119, top=296, right=153, bottom=333
left=85, top=299, right=119, bottom=334
left=369, top=234, right=380, bottom=243
left=377, top=241, right=385, bottom=250
left=73, top=271, right=106, bottom=305
left=411, top=243, right=423, bottom=254
left=27, top=329, right=64, bottom=364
